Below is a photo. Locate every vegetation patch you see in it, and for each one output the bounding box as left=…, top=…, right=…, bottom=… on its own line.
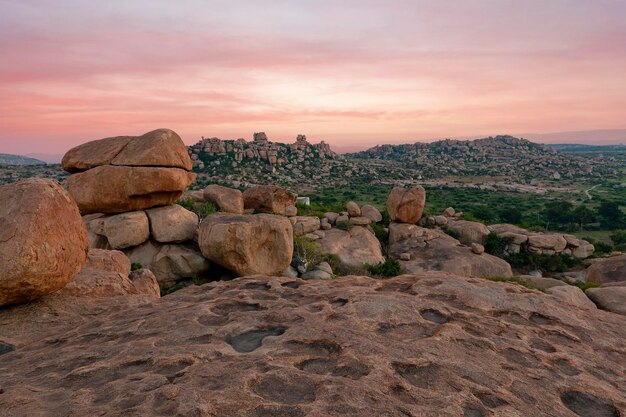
left=484, top=276, right=545, bottom=292
left=365, top=257, right=401, bottom=279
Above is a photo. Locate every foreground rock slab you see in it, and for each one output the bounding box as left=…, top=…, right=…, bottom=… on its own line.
left=0, top=179, right=88, bottom=306
left=0, top=273, right=624, bottom=416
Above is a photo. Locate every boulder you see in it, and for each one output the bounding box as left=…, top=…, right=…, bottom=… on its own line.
left=125, top=241, right=210, bottom=286
left=203, top=185, right=244, bottom=214
left=320, top=218, right=332, bottom=230
left=284, top=205, right=298, bottom=217
left=243, top=185, right=296, bottom=215
left=146, top=205, right=198, bottom=243
left=346, top=201, right=361, bottom=217
left=446, top=220, right=490, bottom=245
left=0, top=179, right=89, bottom=306
left=316, top=226, right=384, bottom=273
left=291, top=216, right=321, bottom=237
left=389, top=223, right=512, bottom=278
left=518, top=276, right=568, bottom=290
left=67, top=166, right=195, bottom=214
left=434, top=215, right=448, bottom=226
left=350, top=216, right=372, bottom=226
left=585, top=255, right=626, bottom=285
left=471, top=243, right=484, bottom=255
left=573, top=240, right=595, bottom=258
left=129, top=269, right=161, bottom=298
left=59, top=249, right=138, bottom=298
left=89, top=211, right=149, bottom=249
left=2, top=273, right=625, bottom=416
left=547, top=285, right=597, bottom=310
left=62, top=128, right=192, bottom=172
left=527, top=234, right=567, bottom=252
left=198, top=213, right=293, bottom=276
left=300, top=270, right=332, bottom=280
left=361, top=204, right=382, bottom=223
left=324, top=212, right=339, bottom=224
left=442, top=207, right=455, bottom=217
left=586, top=287, right=626, bottom=315
left=499, top=232, right=528, bottom=245
left=386, top=186, right=426, bottom=224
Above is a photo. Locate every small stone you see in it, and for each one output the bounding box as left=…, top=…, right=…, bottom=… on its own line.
left=400, top=253, right=411, bottom=261
left=301, top=270, right=332, bottom=280
left=471, top=243, right=484, bottom=255
left=315, top=262, right=333, bottom=275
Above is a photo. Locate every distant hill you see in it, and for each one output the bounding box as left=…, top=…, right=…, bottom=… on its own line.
left=0, top=153, right=46, bottom=165
left=548, top=144, right=626, bottom=152
left=347, top=135, right=612, bottom=181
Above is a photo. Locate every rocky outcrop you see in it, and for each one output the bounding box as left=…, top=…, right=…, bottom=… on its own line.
left=386, top=186, right=425, bottom=224
left=585, top=255, right=626, bottom=285
left=446, top=220, right=490, bottom=245
left=62, top=128, right=192, bottom=172
left=198, top=213, right=293, bottom=276
left=0, top=179, right=88, bottom=306
left=203, top=184, right=244, bottom=214
left=316, top=227, right=384, bottom=273
left=389, top=223, right=512, bottom=278
left=63, top=129, right=195, bottom=214
left=586, top=287, right=626, bottom=316
left=243, top=185, right=297, bottom=215
left=1, top=273, right=624, bottom=416
left=124, top=241, right=210, bottom=286
left=145, top=205, right=198, bottom=243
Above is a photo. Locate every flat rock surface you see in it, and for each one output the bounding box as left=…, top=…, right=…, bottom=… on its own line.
left=0, top=273, right=624, bottom=416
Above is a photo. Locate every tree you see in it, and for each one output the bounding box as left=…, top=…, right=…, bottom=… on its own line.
left=544, top=201, right=573, bottom=229
left=499, top=207, right=523, bottom=224
left=572, top=204, right=594, bottom=230
left=597, top=201, right=623, bottom=229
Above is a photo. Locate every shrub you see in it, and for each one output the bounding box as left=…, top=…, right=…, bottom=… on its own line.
left=564, top=279, right=600, bottom=291
left=610, top=230, right=626, bottom=245
left=365, top=257, right=401, bottom=278
left=292, top=236, right=340, bottom=274
left=484, top=275, right=545, bottom=292
left=483, top=233, right=514, bottom=258
left=445, top=228, right=461, bottom=240
left=130, top=262, right=143, bottom=272
left=370, top=223, right=389, bottom=255
left=175, top=197, right=195, bottom=211
left=505, top=252, right=581, bottom=273
left=459, top=212, right=480, bottom=222
left=593, top=241, right=614, bottom=254
left=198, top=202, right=217, bottom=218
left=336, top=220, right=354, bottom=231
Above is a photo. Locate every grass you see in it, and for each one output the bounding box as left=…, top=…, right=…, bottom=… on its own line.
left=484, top=275, right=546, bottom=292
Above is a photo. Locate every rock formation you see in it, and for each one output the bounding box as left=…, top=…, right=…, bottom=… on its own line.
left=387, top=186, right=426, bottom=224
left=0, top=179, right=88, bottom=306
left=63, top=129, right=195, bottom=214
left=1, top=273, right=624, bottom=416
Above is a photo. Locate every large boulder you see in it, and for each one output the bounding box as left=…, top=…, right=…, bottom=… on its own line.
left=586, top=287, right=626, bottom=316
left=198, top=213, right=293, bottom=276
left=316, top=226, right=384, bottom=273
left=346, top=201, right=361, bottom=217
left=290, top=216, right=321, bottom=236
left=203, top=185, right=244, bottom=214
left=572, top=240, right=595, bottom=259
left=124, top=241, right=210, bottom=286
left=243, top=185, right=296, bottom=215
left=386, top=186, right=426, bottom=224
left=0, top=179, right=89, bottom=306
left=389, top=223, right=512, bottom=278
left=446, top=220, right=490, bottom=245
left=527, top=234, right=568, bottom=253
left=62, top=128, right=192, bottom=172
left=145, top=205, right=198, bottom=243
left=67, top=165, right=195, bottom=214
left=361, top=204, right=382, bottom=223
left=2, top=273, right=625, bottom=416
left=88, top=211, right=150, bottom=249
left=585, top=255, right=626, bottom=285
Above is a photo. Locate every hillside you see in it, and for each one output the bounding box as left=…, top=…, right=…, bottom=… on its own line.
left=348, top=135, right=615, bottom=181
left=0, top=153, right=45, bottom=165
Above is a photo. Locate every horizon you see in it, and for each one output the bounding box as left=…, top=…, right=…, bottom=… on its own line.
left=2, top=1, right=626, bottom=154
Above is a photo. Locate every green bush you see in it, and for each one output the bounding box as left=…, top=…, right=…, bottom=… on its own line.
left=293, top=236, right=340, bottom=274
left=336, top=220, right=354, bottom=231
left=564, top=279, right=600, bottom=292
left=484, top=275, right=545, bottom=292
left=365, top=257, right=401, bottom=278
left=610, top=230, right=626, bottom=245
left=505, top=252, right=581, bottom=273
left=175, top=197, right=195, bottom=211
left=445, top=228, right=461, bottom=240
left=130, top=262, right=143, bottom=272
left=459, top=212, right=480, bottom=222
left=198, top=201, right=217, bottom=219
left=483, top=233, right=514, bottom=258
left=370, top=223, right=389, bottom=255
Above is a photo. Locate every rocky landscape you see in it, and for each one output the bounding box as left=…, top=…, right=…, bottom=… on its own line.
left=0, top=128, right=625, bottom=416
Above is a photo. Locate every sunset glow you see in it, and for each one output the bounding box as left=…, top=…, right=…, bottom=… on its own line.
left=1, top=0, right=625, bottom=155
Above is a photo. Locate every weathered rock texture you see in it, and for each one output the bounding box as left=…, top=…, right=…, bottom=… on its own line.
left=203, top=185, right=244, bottom=214
left=63, top=129, right=195, bottom=214
left=198, top=213, right=293, bottom=276
left=146, top=205, right=198, bottom=243
left=585, top=255, right=626, bottom=285
left=0, top=179, right=88, bottom=306
left=317, top=227, right=384, bottom=273
left=387, top=186, right=426, bottom=224
left=0, top=273, right=624, bottom=416
left=243, top=185, right=297, bottom=215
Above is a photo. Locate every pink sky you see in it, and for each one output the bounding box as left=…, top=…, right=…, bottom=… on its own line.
left=1, top=0, right=626, bottom=155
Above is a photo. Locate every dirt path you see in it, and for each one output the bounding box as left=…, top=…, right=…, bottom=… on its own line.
left=584, top=184, right=600, bottom=200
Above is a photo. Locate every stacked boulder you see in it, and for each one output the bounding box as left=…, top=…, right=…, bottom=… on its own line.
left=62, top=129, right=209, bottom=286
left=487, top=224, right=594, bottom=258
left=386, top=186, right=513, bottom=278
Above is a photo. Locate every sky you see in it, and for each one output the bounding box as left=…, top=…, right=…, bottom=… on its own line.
left=1, top=0, right=626, bottom=155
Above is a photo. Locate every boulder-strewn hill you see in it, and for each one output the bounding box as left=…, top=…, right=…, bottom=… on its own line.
left=0, top=153, right=45, bottom=165
left=189, top=132, right=344, bottom=189
left=348, top=135, right=612, bottom=181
